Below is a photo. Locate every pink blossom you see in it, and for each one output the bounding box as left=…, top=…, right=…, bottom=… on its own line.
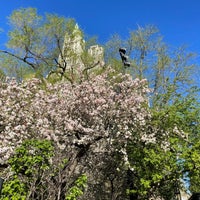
left=0, top=72, right=151, bottom=166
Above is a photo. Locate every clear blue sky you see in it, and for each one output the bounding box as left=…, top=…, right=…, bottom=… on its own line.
left=0, top=0, right=200, bottom=56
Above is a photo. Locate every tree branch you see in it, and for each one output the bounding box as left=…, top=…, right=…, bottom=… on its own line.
left=0, top=50, right=36, bottom=70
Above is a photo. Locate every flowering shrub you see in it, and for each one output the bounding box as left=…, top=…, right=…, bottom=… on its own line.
left=0, top=72, right=152, bottom=199
left=0, top=74, right=149, bottom=165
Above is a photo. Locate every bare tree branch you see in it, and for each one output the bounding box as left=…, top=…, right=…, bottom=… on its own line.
left=0, top=50, right=36, bottom=70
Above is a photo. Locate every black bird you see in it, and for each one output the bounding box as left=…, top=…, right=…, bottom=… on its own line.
left=119, top=48, right=131, bottom=67
left=119, top=47, right=126, bottom=54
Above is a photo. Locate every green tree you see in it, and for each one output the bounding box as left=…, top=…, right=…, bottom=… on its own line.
left=1, top=139, right=87, bottom=200
left=0, top=8, right=80, bottom=80
left=104, top=25, right=198, bottom=107
left=105, top=25, right=200, bottom=199
left=1, top=139, right=54, bottom=199
left=125, top=91, right=200, bottom=199
left=0, top=8, right=101, bottom=82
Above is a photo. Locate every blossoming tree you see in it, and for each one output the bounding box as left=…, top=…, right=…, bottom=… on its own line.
left=0, top=67, right=198, bottom=200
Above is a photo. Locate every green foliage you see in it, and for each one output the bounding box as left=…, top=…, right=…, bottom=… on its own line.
left=0, top=139, right=88, bottom=200
left=7, top=8, right=41, bottom=49
left=107, top=25, right=200, bottom=198
left=105, top=25, right=198, bottom=108
left=127, top=141, right=179, bottom=199
left=0, top=8, right=81, bottom=79
left=0, top=176, right=27, bottom=200
left=66, top=174, right=87, bottom=200
left=125, top=88, right=200, bottom=199
left=0, top=54, right=34, bottom=81
left=0, top=68, right=6, bottom=82
left=183, top=140, right=200, bottom=192
left=8, top=139, right=54, bottom=177
left=0, top=139, right=54, bottom=200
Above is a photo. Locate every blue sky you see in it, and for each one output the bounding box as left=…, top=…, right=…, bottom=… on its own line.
left=0, top=0, right=197, bottom=192
left=0, top=0, right=200, bottom=57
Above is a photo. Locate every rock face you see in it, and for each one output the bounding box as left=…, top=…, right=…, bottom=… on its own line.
left=58, top=23, right=85, bottom=70
left=88, top=45, right=105, bottom=66
left=58, top=24, right=104, bottom=72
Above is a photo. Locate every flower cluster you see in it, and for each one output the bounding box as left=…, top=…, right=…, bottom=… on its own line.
left=0, top=73, right=149, bottom=165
